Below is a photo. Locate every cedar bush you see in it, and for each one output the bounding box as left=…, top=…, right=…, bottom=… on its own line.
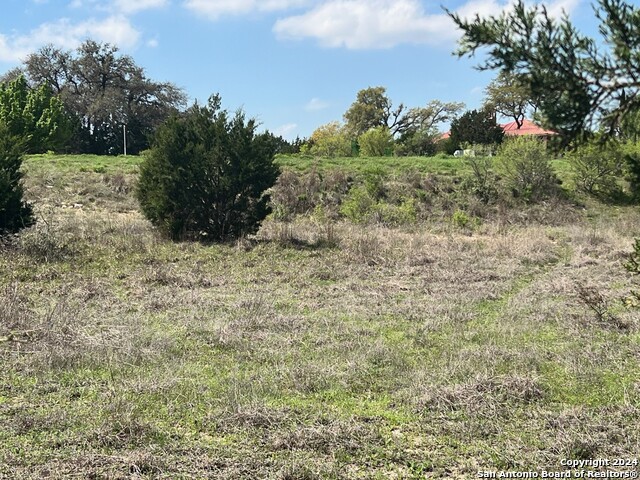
left=0, top=122, right=34, bottom=235
left=623, top=141, right=640, bottom=200
left=136, top=96, right=280, bottom=241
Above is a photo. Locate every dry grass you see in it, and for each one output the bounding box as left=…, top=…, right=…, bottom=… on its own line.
left=0, top=157, right=639, bottom=478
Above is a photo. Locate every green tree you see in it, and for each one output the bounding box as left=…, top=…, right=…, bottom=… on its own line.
left=622, top=141, right=640, bottom=199
left=308, top=122, right=353, bottom=157
left=0, top=76, right=72, bottom=153
left=21, top=40, right=186, bottom=155
left=448, top=0, right=640, bottom=146
left=400, top=100, right=465, bottom=137
left=395, top=100, right=465, bottom=156
left=0, top=122, right=34, bottom=235
left=358, top=126, right=393, bottom=156
left=394, top=128, right=438, bottom=156
left=344, top=86, right=463, bottom=138
left=136, top=95, right=280, bottom=241
left=484, top=71, right=538, bottom=128
left=449, top=109, right=504, bottom=150
left=344, top=87, right=395, bottom=136
left=621, top=109, right=640, bottom=142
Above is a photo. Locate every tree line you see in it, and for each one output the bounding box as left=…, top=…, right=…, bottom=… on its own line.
left=305, top=72, right=549, bottom=157
left=3, top=0, right=640, bottom=241
left=1, top=40, right=187, bottom=155
left=0, top=39, right=569, bottom=159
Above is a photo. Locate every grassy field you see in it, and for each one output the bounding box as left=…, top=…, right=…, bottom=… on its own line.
left=0, top=154, right=639, bottom=478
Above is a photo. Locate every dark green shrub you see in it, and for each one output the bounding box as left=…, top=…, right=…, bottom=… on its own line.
left=449, top=109, right=504, bottom=150
left=623, top=141, right=640, bottom=200
left=0, top=123, right=34, bottom=235
left=136, top=96, right=280, bottom=241
left=497, top=136, right=558, bottom=202
left=395, top=129, right=438, bottom=157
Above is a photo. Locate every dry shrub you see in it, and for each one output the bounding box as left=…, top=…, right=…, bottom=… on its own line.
left=260, top=218, right=341, bottom=250
left=102, top=172, right=131, bottom=194
left=289, top=362, right=336, bottom=394
left=413, top=375, right=544, bottom=416
left=211, top=403, right=293, bottom=433
left=270, top=168, right=350, bottom=220
left=346, top=231, right=384, bottom=266
left=0, top=283, right=31, bottom=339
left=545, top=406, right=640, bottom=461
left=3, top=451, right=167, bottom=480
left=0, top=284, right=84, bottom=368
left=337, top=224, right=418, bottom=267
left=0, top=282, right=171, bottom=371
left=574, top=282, right=630, bottom=330
left=18, top=219, right=79, bottom=263
left=210, top=294, right=308, bottom=352
left=92, top=398, right=158, bottom=448
left=269, top=418, right=382, bottom=454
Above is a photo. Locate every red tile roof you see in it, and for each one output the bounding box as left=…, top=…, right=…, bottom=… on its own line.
left=439, top=118, right=557, bottom=141
left=502, top=119, right=557, bottom=136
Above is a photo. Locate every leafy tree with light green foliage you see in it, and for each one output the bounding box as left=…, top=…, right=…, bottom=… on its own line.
left=484, top=71, right=538, bottom=128
left=358, top=126, right=393, bottom=157
left=136, top=95, right=280, bottom=241
left=308, top=122, right=353, bottom=157
left=0, top=75, right=72, bottom=153
left=0, top=122, right=34, bottom=235
left=448, top=0, right=640, bottom=147
left=344, top=86, right=464, bottom=138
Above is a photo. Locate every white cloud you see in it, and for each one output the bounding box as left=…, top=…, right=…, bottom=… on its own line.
left=113, top=0, right=169, bottom=14
left=305, top=97, right=329, bottom=111
left=184, top=0, right=309, bottom=20
left=273, top=0, right=581, bottom=50
left=273, top=123, right=298, bottom=138
left=68, top=0, right=167, bottom=13
left=68, top=0, right=99, bottom=8
left=273, top=0, right=455, bottom=49
left=0, top=15, right=140, bottom=63
left=147, top=38, right=159, bottom=47
left=546, top=0, right=580, bottom=18
left=87, top=15, right=141, bottom=46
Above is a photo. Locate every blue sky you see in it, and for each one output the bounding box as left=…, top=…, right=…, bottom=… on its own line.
left=0, top=0, right=593, bottom=139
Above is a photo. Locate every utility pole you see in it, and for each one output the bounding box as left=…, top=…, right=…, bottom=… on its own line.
left=123, top=125, right=127, bottom=156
